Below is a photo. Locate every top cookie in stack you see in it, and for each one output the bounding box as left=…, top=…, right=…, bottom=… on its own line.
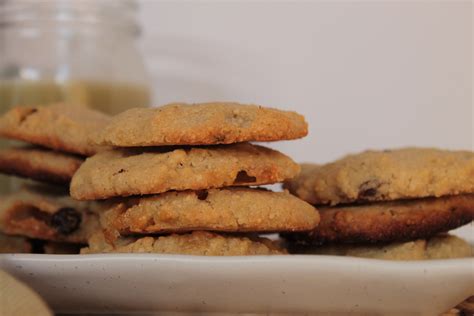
left=0, top=104, right=110, bottom=185
left=91, top=102, right=308, bottom=147
left=75, top=102, right=320, bottom=256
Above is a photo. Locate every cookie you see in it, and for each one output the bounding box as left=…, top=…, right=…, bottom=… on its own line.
left=285, top=148, right=474, bottom=205
left=425, top=234, right=473, bottom=259
left=92, top=102, right=308, bottom=147
left=282, top=194, right=474, bottom=244
left=99, top=188, right=319, bottom=240
left=70, top=143, right=299, bottom=200
left=81, top=230, right=286, bottom=256
left=0, top=103, right=110, bottom=156
left=0, top=146, right=83, bottom=185
left=0, top=185, right=99, bottom=243
left=0, top=233, right=31, bottom=253
left=289, top=234, right=472, bottom=260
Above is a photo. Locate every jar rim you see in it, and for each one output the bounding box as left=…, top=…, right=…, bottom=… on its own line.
left=0, top=0, right=140, bottom=35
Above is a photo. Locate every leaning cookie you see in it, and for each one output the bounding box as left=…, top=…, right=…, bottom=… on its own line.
left=71, top=143, right=299, bottom=200
left=285, top=148, right=474, bottom=205
left=288, top=234, right=472, bottom=260
left=0, top=103, right=110, bottom=156
left=81, top=230, right=286, bottom=256
left=100, top=188, right=319, bottom=241
left=92, top=102, right=308, bottom=147
left=0, top=185, right=99, bottom=243
left=282, top=194, right=474, bottom=244
left=0, top=146, right=83, bottom=185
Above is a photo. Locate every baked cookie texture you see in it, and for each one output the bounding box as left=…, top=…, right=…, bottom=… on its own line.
left=0, top=233, right=31, bottom=253
left=92, top=102, right=308, bottom=147
left=81, top=230, right=286, bottom=256
left=288, top=234, right=472, bottom=260
left=70, top=143, right=299, bottom=200
left=99, top=188, right=319, bottom=239
left=282, top=194, right=474, bottom=244
left=0, top=146, right=83, bottom=185
left=285, top=148, right=474, bottom=205
left=0, top=103, right=110, bottom=156
left=0, top=185, right=99, bottom=243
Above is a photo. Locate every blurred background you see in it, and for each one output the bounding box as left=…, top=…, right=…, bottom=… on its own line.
left=0, top=0, right=471, bottom=166
left=137, top=0, right=472, bottom=163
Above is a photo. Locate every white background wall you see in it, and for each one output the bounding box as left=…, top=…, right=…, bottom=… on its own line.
left=137, top=0, right=472, bottom=163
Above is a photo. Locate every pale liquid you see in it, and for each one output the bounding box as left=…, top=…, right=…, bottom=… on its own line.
left=0, top=79, right=151, bottom=193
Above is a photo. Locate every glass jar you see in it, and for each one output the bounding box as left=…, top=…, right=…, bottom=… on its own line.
left=0, top=0, right=151, bottom=114
left=0, top=0, right=151, bottom=193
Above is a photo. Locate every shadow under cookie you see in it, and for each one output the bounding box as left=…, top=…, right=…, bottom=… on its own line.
left=287, top=234, right=472, bottom=260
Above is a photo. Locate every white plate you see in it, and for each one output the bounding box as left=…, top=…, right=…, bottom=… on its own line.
left=0, top=224, right=473, bottom=315
left=0, top=254, right=473, bottom=315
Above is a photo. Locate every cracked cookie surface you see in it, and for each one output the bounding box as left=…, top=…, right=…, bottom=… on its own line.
left=0, top=146, right=83, bottom=185
left=70, top=143, right=299, bottom=200
left=285, top=148, right=474, bottom=205
left=92, top=102, right=308, bottom=147
left=0, top=104, right=110, bottom=156
left=99, top=188, right=319, bottom=239
left=282, top=194, right=474, bottom=244
left=81, top=230, right=286, bottom=256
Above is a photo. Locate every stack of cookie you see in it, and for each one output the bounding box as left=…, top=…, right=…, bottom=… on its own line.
left=283, top=148, right=474, bottom=260
left=73, top=102, right=320, bottom=256
left=0, top=104, right=109, bottom=253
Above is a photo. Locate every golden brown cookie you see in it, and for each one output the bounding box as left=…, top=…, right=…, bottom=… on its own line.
left=0, top=104, right=110, bottom=156
left=288, top=234, right=472, bottom=260
left=81, top=230, right=286, bottom=256
left=0, top=146, right=83, bottom=185
left=0, top=232, right=31, bottom=253
left=92, top=102, right=308, bottom=147
left=70, top=143, right=299, bottom=200
left=285, top=148, right=474, bottom=205
left=99, top=188, right=319, bottom=240
left=282, top=194, right=474, bottom=244
left=0, top=185, right=99, bottom=243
